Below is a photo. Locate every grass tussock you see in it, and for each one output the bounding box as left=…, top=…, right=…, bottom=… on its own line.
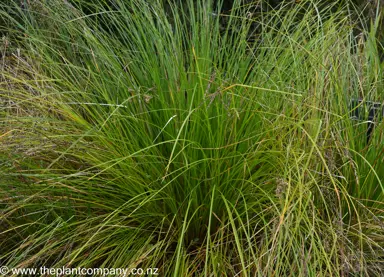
left=1, top=0, right=384, bottom=276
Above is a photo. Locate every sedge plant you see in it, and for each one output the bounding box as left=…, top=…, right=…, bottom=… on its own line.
left=0, top=0, right=384, bottom=276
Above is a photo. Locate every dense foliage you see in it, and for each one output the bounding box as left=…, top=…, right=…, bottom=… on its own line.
left=1, top=0, right=384, bottom=276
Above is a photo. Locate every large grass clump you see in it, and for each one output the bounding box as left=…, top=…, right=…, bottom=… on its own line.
left=1, top=0, right=384, bottom=276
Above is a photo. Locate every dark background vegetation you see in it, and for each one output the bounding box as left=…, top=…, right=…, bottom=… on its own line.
left=65, top=0, right=384, bottom=60
left=1, top=0, right=383, bottom=50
